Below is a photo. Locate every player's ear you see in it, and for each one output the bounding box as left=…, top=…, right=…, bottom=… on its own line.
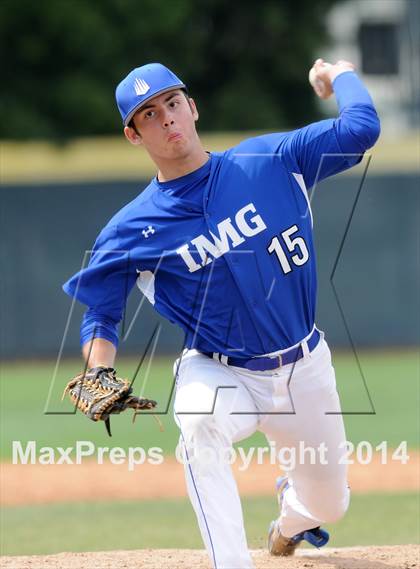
left=124, top=125, right=143, bottom=146
left=188, top=97, right=199, bottom=121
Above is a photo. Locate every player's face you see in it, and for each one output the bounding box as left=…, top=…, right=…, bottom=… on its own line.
left=125, top=90, right=200, bottom=161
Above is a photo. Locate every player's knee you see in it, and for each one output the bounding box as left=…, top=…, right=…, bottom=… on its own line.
left=318, top=499, right=348, bottom=524
left=310, top=485, right=350, bottom=524
left=176, top=411, right=235, bottom=463
left=175, top=413, right=232, bottom=473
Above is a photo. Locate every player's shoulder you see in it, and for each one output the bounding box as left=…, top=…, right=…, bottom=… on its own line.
left=102, top=181, right=156, bottom=228
left=224, top=131, right=295, bottom=158
left=95, top=181, right=158, bottom=244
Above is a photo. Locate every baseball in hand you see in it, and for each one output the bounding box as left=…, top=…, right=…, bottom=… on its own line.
left=309, top=59, right=333, bottom=100
left=309, top=58, right=356, bottom=100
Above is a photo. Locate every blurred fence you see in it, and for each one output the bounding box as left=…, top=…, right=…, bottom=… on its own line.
left=1, top=171, right=418, bottom=359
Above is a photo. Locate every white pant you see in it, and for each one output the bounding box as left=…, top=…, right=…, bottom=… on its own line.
left=174, top=338, right=350, bottom=569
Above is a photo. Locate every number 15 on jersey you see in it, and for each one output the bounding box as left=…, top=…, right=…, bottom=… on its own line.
left=267, top=224, right=310, bottom=274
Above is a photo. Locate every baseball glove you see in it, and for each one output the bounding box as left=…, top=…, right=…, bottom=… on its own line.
left=62, top=366, right=157, bottom=436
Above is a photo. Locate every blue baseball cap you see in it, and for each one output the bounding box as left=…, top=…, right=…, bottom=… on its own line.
left=115, top=63, right=186, bottom=126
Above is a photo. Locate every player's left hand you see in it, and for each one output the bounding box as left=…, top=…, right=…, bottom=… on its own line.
left=309, top=58, right=356, bottom=99
left=62, top=366, right=157, bottom=436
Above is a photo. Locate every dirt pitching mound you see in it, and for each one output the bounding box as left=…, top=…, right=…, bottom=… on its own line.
left=1, top=546, right=419, bottom=569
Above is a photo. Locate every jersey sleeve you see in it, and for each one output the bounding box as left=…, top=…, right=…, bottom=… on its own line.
left=261, top=71, right=381, bottom=189
left=62, top=224, right=138, bottom=348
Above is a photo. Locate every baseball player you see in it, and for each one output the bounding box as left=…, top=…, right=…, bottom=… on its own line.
left=63, top=59, right=380, bottom=568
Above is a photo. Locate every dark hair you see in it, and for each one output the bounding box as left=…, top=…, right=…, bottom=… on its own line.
left=128, top=118, right=139, bottom=134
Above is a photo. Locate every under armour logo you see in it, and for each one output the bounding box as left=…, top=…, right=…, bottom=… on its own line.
left=142, top=225, right=155, bottom=238
left=134, top=77, right=150, bottom=96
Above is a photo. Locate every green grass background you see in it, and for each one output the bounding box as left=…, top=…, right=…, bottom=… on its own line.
left=1, top=494, right=419, bottom=555
left=1, top=351, right=419, bottom=555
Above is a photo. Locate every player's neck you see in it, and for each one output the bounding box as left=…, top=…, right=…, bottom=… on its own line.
left=155, top=147, right=210, bottom=183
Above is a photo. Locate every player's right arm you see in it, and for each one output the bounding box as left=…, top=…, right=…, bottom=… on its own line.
left=257, top=60, right=380, bottom=189
left=63, top=223, right=138, bottom=367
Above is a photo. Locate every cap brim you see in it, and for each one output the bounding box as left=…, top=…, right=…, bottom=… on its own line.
left=124, top=84, right=186, bottom=126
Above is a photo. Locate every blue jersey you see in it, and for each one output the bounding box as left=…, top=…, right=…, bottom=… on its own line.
left=63, top=71, right=380, bottom=357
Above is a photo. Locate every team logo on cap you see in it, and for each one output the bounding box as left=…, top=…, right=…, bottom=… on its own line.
left=134, top=77, right=150, bottom=96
